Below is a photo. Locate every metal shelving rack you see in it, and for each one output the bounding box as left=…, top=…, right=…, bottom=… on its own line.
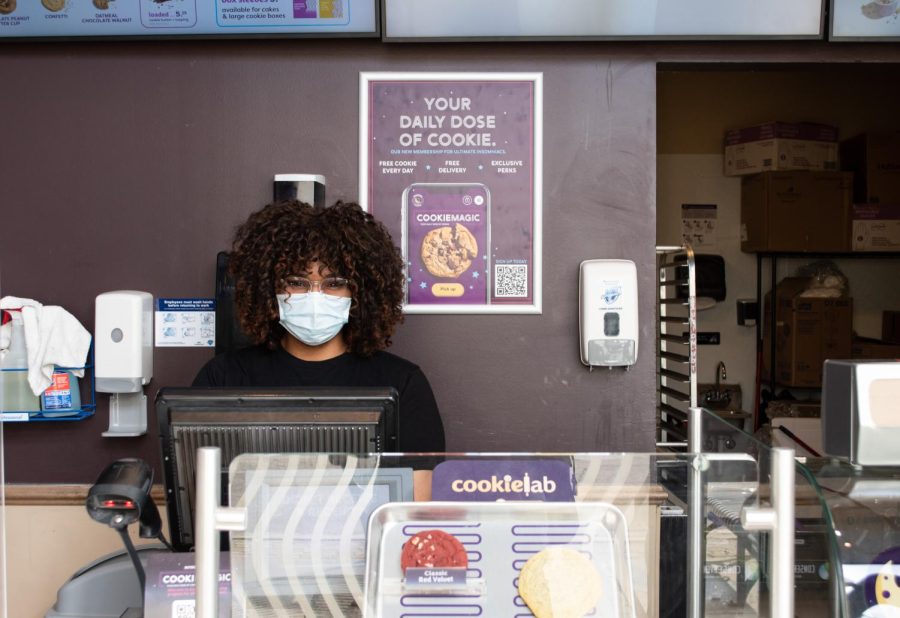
left=656, top=245, right=698, bottom=451
left=753, top=251, right=900, bottom=430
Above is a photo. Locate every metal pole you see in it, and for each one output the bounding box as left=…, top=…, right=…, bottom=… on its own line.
left=755, top=253, right=762, bottom=432
left=741, top=447, right=795, bottom=618
left=687, top=406, right=705, bottom=618
left=195, top=447, right=221, bottom=618
left=770, top=447, right=796, bottom=618
left=194, top=447, right=247, bottom=618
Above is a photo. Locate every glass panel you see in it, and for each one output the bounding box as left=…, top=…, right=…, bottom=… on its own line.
left=700, top=406, right=766, bottom=460
left=0, top=270, right=6, bottom=617
left=699, top=409, right=835, bottom=616
left=0, top=392, right=5, bottom=618
left=791, top=461, right=838, bottom=618
left=225, top=451, right=775, bottom=617
left=796, top=458, right=900, bottom=618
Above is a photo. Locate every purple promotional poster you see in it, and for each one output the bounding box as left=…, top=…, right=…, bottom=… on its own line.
left=360, top=73, right=543, bottom=314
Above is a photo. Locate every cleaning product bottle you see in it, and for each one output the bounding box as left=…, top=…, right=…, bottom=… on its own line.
left=40, top=368, right=82, bottom=417
left=1, top=310, right=41, bottom=415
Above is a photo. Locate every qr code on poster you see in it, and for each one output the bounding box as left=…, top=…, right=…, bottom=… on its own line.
left=172, top=599, right=195, bottom=618
left=494, top=264, right=528, bottom=297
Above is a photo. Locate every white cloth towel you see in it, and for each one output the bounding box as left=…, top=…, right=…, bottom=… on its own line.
left=0, top=296, right=92, bottom=396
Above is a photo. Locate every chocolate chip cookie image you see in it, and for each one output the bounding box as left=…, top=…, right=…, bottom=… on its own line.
left=420, top=223, right=479, bottom=278
left=0, top=0, right=16, bottom=15
left=93, top=0, right=111, bottom=9
left=41, top=0, right=65, bottom=11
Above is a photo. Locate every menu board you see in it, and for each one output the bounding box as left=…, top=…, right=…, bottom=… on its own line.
left=382, top=0, right=824, bottom=40
left=0, top=0, right=377, bottom=39
left=831, top=0, right=900, bottom=40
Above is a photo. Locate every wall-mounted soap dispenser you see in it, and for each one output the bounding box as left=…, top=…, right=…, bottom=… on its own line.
left=95, top=290, right=153, bottom=436
left=579, top=259, right=638, bottom=370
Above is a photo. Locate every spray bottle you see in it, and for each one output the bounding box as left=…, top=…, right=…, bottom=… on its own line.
left=1, top=310, right=41, bottom=414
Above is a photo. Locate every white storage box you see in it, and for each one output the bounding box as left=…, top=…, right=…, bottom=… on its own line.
left=851, top=203, right=900, bottom=252
left=724, top=121, right=839, bottom=177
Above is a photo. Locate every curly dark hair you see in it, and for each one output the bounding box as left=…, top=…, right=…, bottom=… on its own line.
left=229, top=200, right=405, bottom=356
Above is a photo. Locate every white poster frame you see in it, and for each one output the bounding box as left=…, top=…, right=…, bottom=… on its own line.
left=359, top=71, right=543, bottom=315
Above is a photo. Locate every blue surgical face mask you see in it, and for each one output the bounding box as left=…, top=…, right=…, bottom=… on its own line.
left=277, top=292, right=351, bottom=347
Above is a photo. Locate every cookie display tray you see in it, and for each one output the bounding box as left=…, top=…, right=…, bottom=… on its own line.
left=363, top=501, right=636, bottom=618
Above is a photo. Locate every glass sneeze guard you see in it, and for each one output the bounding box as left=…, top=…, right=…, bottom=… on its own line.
left=185, top=439, right=805, bottom=618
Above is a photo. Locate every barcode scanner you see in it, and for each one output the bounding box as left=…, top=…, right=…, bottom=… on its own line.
left=86, top=458, right=171, bottom=597
left=87, top=458, right=161, bottom=535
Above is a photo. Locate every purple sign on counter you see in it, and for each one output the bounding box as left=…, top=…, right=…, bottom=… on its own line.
left=360, top=72, right=543, bottom=314
left=404, top=567, right=468, bottom=588
left=144, top=551, right=231, bottom=618
left=432, top=459, right=576, bottom=502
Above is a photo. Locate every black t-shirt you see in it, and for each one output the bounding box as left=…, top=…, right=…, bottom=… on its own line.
left=192, top=344, right=445, bottom=452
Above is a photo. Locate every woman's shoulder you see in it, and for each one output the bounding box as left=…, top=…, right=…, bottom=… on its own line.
left=365, top=350, right=424, bottom=376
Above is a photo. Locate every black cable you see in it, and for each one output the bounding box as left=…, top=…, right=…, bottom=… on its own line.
left=156, top=531, right=175, bottom=552
left=117, top=527, right=146, bottom=595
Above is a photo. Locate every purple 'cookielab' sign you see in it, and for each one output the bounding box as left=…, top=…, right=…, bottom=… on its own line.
left=431, top=459, right=576, bottom=502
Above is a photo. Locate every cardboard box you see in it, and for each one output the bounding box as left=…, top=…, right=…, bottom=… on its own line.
left=741, top=171, right=852, bottom=253
left=840, top=132, right=900, bottom=204
left=851, top=336, right=900, bottom=360
left=851, top=203, right=900, bottom=252
left=763, top=277, right=853, bottom=387
left=724, top=122, right=839, bottom=177
left=882, top=310, right=900, bottom=344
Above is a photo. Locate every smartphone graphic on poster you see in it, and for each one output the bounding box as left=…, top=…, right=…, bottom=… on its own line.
left=402, top=183, right=491, bottom=306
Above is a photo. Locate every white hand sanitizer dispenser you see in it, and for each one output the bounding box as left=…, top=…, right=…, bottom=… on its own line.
left=579, top=259, right=638, bottom=369
left=95, top=291, right=153, bottom=437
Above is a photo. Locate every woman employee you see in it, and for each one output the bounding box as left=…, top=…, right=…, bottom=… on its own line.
left=193, top=200, right=446, bottom=469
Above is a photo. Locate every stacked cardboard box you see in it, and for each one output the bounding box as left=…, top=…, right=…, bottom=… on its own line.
left=741, top=171, right=852, bottom=253
left=882, top=310, right=900, bottom=344
left=843, top=133, right=900, bottom=253
left=850, top=203, right=900, bottom=252
left=841, top=132, right=900, bottom=204
left=763, top=277, right=852, bottom=387
left=724, top=121, right=839, bottom=177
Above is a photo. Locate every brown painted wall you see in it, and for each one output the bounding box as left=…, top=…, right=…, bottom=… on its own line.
left=0, top=40, right=658, bottom=482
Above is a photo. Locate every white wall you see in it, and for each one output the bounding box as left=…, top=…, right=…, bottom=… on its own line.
left=658, top=154, right=900, bottom=411
left=657, top=154, right=757, bottom=410
left=5, top=503, right=167, bottom=618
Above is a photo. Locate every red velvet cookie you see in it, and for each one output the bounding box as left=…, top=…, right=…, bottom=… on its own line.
left=401, top=530, right=469, bottom=573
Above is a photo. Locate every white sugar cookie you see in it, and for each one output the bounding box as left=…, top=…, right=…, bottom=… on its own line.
left=518, top=547, right=602, bottom=618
